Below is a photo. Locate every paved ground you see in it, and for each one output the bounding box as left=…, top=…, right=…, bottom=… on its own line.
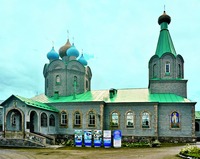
left=0, top=143, right=199, bottom=159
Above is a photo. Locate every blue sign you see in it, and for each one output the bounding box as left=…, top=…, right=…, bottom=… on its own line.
left=84, top=130, right=92, bottom=147
left=103, top=130, right=111, bottom=148
left=113, top=130, right=122, bottom=148
left=74, top=130, right=82, bottom=147
left=94, top=130, right=102, bottom=147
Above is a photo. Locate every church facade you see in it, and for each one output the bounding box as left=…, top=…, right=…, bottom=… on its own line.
left=0, top=11, right=198, bottom=146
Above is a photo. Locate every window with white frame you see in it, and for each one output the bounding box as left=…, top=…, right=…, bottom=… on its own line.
left=74, top=111, right=81, bottom=126
left=88, top=111, right=95, bottom=127
left=165, top=62, right=170, bottom=74
left=111, top=112, right=119, bottom=126
left=61, top=111, right=67, bottom=125
left=126, top=112, right=134, bottom=128
left=142, top=112, right=150, bottom=128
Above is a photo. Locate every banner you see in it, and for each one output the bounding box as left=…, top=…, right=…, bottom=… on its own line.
left=74, top=130, right=82, bottom=147
left=94, top=130, right=102, bottom=147
left=103, top=130, right=111, bottom=148
left=84, top=130, right=92, bottom=147
left=113, top=130, right=122, bottom=148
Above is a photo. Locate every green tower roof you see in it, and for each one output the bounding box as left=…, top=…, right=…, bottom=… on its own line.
left=155, top=11, right=177, bottom=58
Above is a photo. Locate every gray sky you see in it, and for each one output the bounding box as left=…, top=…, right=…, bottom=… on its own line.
left=0, top=0, right=199, bottom=110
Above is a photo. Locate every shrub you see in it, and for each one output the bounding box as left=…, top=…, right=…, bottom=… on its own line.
left=180, top=144, right=200, bottom=158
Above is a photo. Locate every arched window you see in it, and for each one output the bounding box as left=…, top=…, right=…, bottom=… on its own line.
left=41, top=113, right=47, bottom=127
left=88, top=111, right=95, bottom=127
left=11, top=112, right=16, bottom=126
left=195, top=122, right=200, bottom=132
left=60, top=111, right=67, bottom=126
left=178, top=64, right=181, bottom=78
left=86, top=80, right=89, bottom=90
left=153, top=64, right=157, bottom=78
left=165, top=62, right=170, bottom=74
left=170, top=111, right=180, bottom=128
left=49, top=114, right=55, bottom=126
left=74, top=111, right=81, bottom=126
left=142, top=112, right=150, bottom=128
left=111, top=112, right=119, bottom=127
left=126, top=111, right=134, bottom=128
left=56, top=75, right=61, bottom=85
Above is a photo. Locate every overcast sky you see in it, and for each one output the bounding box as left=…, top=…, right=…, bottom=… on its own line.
left=0, top=0, right=199, bottom=110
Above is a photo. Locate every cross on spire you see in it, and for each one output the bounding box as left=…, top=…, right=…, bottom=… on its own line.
left=67, top=30, right=69, bottom=39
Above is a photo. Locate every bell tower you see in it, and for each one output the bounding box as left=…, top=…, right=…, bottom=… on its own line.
left=148, top=11, right=187, bottom=98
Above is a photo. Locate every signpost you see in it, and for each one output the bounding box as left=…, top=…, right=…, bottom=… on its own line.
left=84, top=130, right=92, bottom=147
left=113, top=130, right=122, bottom=148
left=94, top=130, right=102, bottom=147
left=103, top=130, right=111, bottom=148
left=74, top=130, right=82, bottom=147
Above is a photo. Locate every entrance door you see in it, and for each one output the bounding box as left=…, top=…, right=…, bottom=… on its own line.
left=30, top=111, right=37, bottom=133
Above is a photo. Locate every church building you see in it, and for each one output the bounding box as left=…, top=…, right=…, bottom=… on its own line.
left=0, top=11, right=198, bottom=146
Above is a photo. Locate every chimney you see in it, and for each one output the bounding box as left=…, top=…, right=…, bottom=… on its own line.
left=109, top=88, right=117, bottom=98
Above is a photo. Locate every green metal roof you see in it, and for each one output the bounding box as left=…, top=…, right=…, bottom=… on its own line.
left=15, top=95, right=59, bottom=112
left=32, top=88, right=192, bottom=104
left=155, top=22, right=177, bottom=58
left=195, top=111, right=200, bottom=120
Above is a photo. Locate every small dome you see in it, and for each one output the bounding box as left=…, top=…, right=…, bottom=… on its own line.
left=66, top=43, right=79, bottom=57
left=47, top=47, right=59, bottom=60
left=59, top=39, right=71, bottom=58
left=158, top=11, right=171, bottom=25
left=78, top=54, right=88, bottom=66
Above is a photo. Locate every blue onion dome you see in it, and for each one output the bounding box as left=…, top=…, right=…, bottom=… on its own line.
left=66, top=43, right=79, bottom=57
left=78, top=54, right=88, bottom=66
left=158, top=11, right=171, bottom=25
left=59, top=39, right=71, bottom=58
left=47, top=47, right=59, bottom=60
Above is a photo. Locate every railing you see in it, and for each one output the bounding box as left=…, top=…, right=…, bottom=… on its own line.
left=0, top=131, right=4, bottom=138
left=25, top=132, right=46, bottom=145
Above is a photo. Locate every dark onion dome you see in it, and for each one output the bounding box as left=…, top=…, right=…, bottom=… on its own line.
left=59, top=39, right=71, bottom=58
left=47, top=47, right=59, bottom=60
left=66, top=43, right=79, bottom=57
left=158, top=11, right=171, bottom=25
left=78, top=54, right=88, bottom=66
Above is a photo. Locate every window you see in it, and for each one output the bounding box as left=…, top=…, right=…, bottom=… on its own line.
left=56, top=75, right=61, bottom=85
left=41, top=113, right=47, bottom=127
left=178, top=64, right=181, bottom=78
left=111, top=112, right=119, bottom=126
left=86, top=80, right=89, bottom=90
left=165, top=62, right=170, bottom=74
left=74, top=111, right=81, bottom=126
left=88, top=111, right=95, bottom=127
left=126, top=112, right=134, bottom=128
left=171, top=111, right=180, bottom=128
left=195, top=122, right=199, bottom=132
left=153, top=64, right=157, bottom=78
left=11, top=112, right=16, bottom=126
left=46, top=78, right=49, bottom=88
left=61, top=111, right=67, bottom=125
left=49, top=114, right=55, bottom=126
left=142, top=112, right=150, bottom=128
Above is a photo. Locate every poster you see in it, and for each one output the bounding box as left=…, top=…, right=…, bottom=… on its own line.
left=84, top=130, right=92, bottom=147
left=74, top=130, right=82, bottom=147
left=94, top=130, right=102, bottom=147
left=113, top=130, right=122, bottom=148
left=103, top=130, right=111, bottom=148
